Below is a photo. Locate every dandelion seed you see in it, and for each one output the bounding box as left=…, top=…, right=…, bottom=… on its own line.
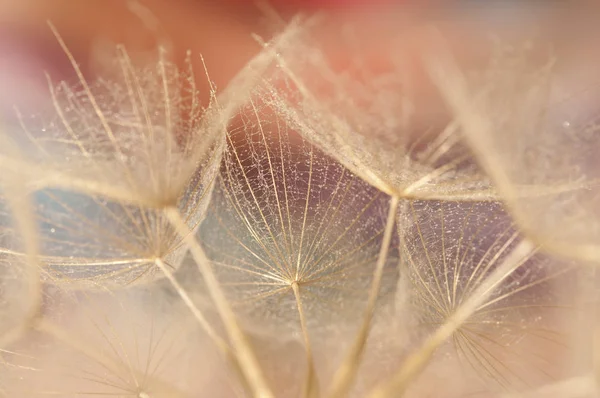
left=260, top=18, right=496, bottom=203
left=2, top=10, right=596, bottom=398
left=369, top=200, right=581, bottom=397
left=252, top=17, right=512, bottom=398
left=200, top=96, right=399, bottom=395
left=0, top=285, right=232, bottom=398
left=0, top=23, right=300, bottom=397
left=426, top=37, right=600, bottom=264
left=1, top=36, right=223, bottom=286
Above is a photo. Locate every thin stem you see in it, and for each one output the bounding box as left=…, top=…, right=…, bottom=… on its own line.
left=327, top=195, right=399, bottom=398
left=591, top=267, right=600, bottom=390
left=292, top=282, right=320, bottom=398
left=153, top=259, right=227, bottom=351
left=394, top=200, right=410, bottom=326
left=164, top=207, right=273, bottom=398
left=154, top=259, right=252, bottom=394
left=498, top=374, right=596, bottom=398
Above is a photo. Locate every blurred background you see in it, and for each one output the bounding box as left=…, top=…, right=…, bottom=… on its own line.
left=1, top=2, right=600, bottom=397
left=1, top=0, right=598, bottom=121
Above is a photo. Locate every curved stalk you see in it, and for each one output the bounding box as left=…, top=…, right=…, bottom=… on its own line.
left=292, top=282, right=320, bottom=398
left=165, top=207, right=273, bottom=398
left=328, top=195, right=399, bottom=398
left=368, top=239, right=535, bottom=398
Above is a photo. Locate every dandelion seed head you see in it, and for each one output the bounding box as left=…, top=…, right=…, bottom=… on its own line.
left=256, top=17, right=496, bottom=202
left=0, top=10, right=596, bottom=398
left=0, top=285, right=233, bottom=398
left=201, top=97, right=398, bottom=338
left=0, top=39, right=225, bottom=287
left=397, top=200, right=582, bottom=395
left=428, top=38, right=600, bottom=264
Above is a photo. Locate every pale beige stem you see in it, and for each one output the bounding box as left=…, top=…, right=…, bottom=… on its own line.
left=499, top=374, right=596, bottom=398
left=368, top=239, right=535, bottom=398
left=292, top=282, right=320, bottom=398
left=328, top=195, right=400, bottom=398
left=155, top=258, right=251, bottom=395
left=164, top=207, right=273, bottom=398
left=394, top=200, right=409, bottom=315
left=153, top=259, right=228, bottom=351
left=591, top=267, right=600, bottom=392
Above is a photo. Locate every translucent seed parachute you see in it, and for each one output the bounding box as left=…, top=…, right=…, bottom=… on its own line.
left=200, top=93, right=400, bottom=394
left=0, top=285, right=235, bottom=397
left=0, top=9, right=596, bottom=398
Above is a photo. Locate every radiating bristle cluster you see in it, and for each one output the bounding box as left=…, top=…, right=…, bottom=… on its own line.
left=1, top=286, right=228, bottom=398
left=0, top=34, right=225, bottom=286
left=0, top=12, right=597, bottom=398
left=203, top=98, right=397, bottom=331
left=400, top=201, right=578, bottom=393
